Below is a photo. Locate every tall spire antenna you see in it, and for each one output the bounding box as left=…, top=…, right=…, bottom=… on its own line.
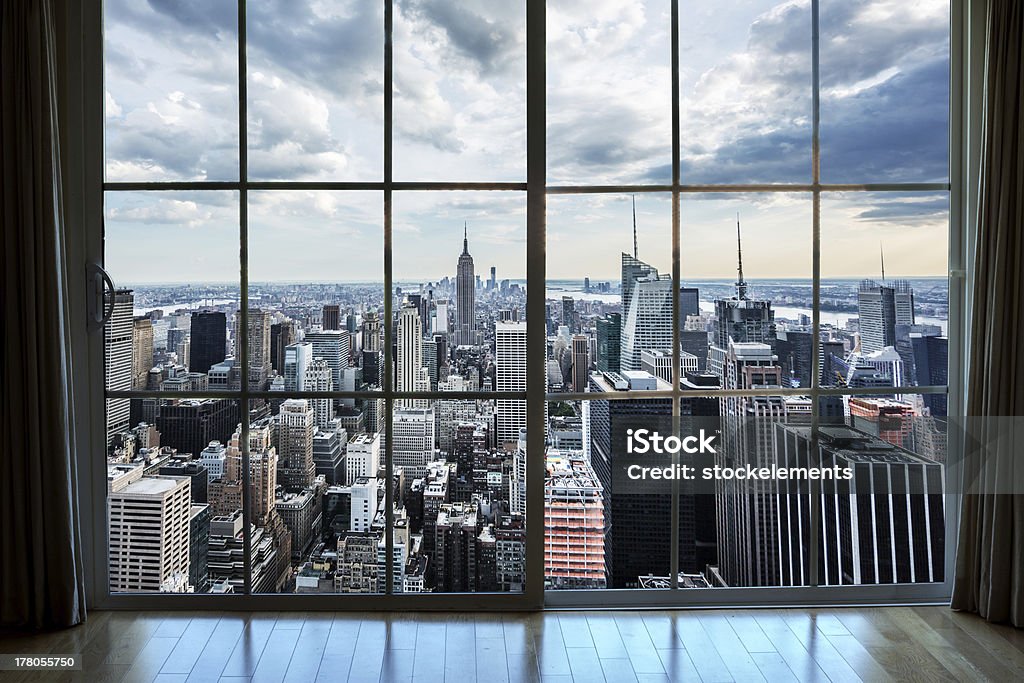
left=736, top=212, right=747, bottom=300
left=879, top=241, right=885, bottom=282
left=631, top=195, right=638, bottom=259
left=463, top=221, right=468, bottom=254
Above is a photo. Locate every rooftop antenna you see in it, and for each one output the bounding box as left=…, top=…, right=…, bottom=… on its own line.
left=736, top=212, right=748, bottom=300
left=632, top=195, right=638, bottom=259
left=463, top=221, right=469, bottom=254
left=880, top=241, right=885, bottom=282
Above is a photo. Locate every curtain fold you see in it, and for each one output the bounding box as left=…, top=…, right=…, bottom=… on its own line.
left=1, top=0, right=87, bottom=629
left=951, top=0, right=1024, bottom=627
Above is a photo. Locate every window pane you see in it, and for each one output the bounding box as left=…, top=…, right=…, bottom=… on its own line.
left=247, top=191, right=383, bottom=393
left=679, top=0, right=812, bottom=184
left=246, top=395, right=387, bottom=594
left=681, top=194, right=812, bottom=384
left=810, top=400, right=946, bottom=585
left=547, top=0, right=672, bottom=184
left=393, top=192, right=527, bottom=395
left=103, top=0, right=238, bottom=181
left=398, top=399, right=527, bottom=593
left=819, top=0, right=950, bottom=183
left=819, top=192, right=949, bottom=396
left=546, top=194, right=671, bottom=390
left=246, top=1, right=384, bottom=180
left=394, top=1, right=526, bottom=181
left=103, top=191, right=240, bottom=402
left=107, top=399, right=241, bottom=594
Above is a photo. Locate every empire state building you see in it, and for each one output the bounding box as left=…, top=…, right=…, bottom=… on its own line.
left=455, top=223, right=476, bottom=346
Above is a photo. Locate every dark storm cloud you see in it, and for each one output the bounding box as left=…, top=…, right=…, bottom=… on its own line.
left=399, top=0, right=525, bottom=77
left=853, top=194, right=949, bottom=224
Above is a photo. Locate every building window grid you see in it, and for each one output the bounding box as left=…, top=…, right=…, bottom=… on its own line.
left=100, top=0, right=953, bottom=598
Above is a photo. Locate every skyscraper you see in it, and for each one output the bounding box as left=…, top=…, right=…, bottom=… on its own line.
left=243, top=308, right=272, bottom=390
left=132, top=316, right=154, bottom=389
left=277, top=399, right=315, bottom=490
left=106, top=289, right=134, bottom=445
left=571, top=334, right=589, bottom=392
left=544, top=451, right=606, bottom=589
left=595, top=313, right=621, bottom=373
left=561, top=296, right=576, bottom=333
left=322, top=304, right=341, bottom=331
left=495, top=321, right=527, bottom=446
left=397, top=302, right=426, bottom=404
left=270, top=320, right=295, bottom=375
left=304, top=330, right=351, bottom=398
left=455, top=223, right=476, bottom=346
left=190, top=310, right=226, bottom=376
left=283, top=341, right=312, bottom=392
left=107, top=465, right=191, bottom=592
left=304, top=358, right=334, bottom=428
left=619, top=258, right=673, bottom=372
left=707, top=218, right=776, bottom=380
left=858, top=279, right=915, bottom=354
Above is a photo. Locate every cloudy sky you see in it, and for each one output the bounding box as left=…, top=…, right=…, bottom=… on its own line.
left=103, top=0, right=950, bottom=284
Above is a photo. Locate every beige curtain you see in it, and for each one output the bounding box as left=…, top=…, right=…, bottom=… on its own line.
left=0, top=0, right=87, bottom=628
left=951, top=0, right=1024, bottom=627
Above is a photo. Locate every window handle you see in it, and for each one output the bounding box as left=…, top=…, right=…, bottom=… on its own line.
left=87, top=263, right=115, bottom=328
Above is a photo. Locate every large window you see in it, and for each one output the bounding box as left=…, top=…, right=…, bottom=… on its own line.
left=99, top=0, right=953, bottom=605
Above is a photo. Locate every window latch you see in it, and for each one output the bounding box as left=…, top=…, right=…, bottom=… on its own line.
left=86, top=263, right=115, bottom=329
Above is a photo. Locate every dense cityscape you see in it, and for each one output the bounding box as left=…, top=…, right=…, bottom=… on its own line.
left=104, top=218, right=949, bottom=595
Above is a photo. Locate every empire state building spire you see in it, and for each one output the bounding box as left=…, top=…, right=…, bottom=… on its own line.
left=463, top=221, right=470, bottom=255
left=735, top=213, right=748, bottom=300
left=456, top=221, right=476, bottom=346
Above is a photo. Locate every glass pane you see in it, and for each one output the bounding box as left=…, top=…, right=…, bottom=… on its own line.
left=679, top=0, right=812, bottom=184
left=396, top=399, right=526, bottom=593
left=246, top=1, right=384, bottom=180
left=819, top=192, right=949, bottom=397
left=250, top=396, right=386, bottom=594
left=103, top=0, right=238, bottom=181
left=819, top=0, right=950, bottom=183
left=104, top=191, right=240, bottom=403
left=247, top=191, right=383, bottom=393
left=107, top=399, right=240, bottom=593
left=546, top=194, right=672, bottom=390
left=393, top=192, right=527, bottom=395
left=680, top=194, right=812, bottom=385
left=810, top=400, right=946, bottom=585
left=547, top=0, right=672, bottom=184
left=394, top=1, right=526, bottom=181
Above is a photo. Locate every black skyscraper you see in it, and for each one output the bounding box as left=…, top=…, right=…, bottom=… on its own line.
left=190, top=311, right=226, bottom=375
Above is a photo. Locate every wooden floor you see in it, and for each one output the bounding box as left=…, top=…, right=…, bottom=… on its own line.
left=2, top=607, right=1023, bottom=682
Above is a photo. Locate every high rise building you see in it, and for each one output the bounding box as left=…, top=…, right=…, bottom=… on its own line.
left=322, top=304, right=341, bottom=331
left=397, top=302, right=427, bottom=405
left=434, top=300, right=450, bottom=336
left=304, top=330, right=351, bottom=398
left=858, top=279, right=914, bottom=354
left=190, top=310, right=227, bottom=376
left=346, top=431, right=381, bottom=484
left=242, top=308, right=272, bottom=390
left=270, top=320, right=295, bottom=376
left=455, top=224, right=476, bottom=346
left=132, top=316, right=154, bottom=389
left=107, top=465, right=191, bottom=592
left=679, top=286, right=700, bottom=321
left=714, top=341, right=789, bottom=588
left=595, top=313, right=621, bottom=373
left=774, top=424, right=944, bottom=586
left=304, top=357, right=334, bottom=428
left=544, top=451, right=606, bottom=589
left=707, top=220, right=776, bottom=380
left=911, top=333, right=948, bottom=416
left=283, top=341, right=312, bottom=392
left=775, top=329, right=813, bottom=388
left=106, top=289, right=134, bottom=445
left=571, top=334, right=589, bottom=392
left=587, top=370, right=688, bottom=587
left=495, top=321, right=527, bottom=446
left=392, top=407, right=435, bottom=483
left=561, top=296, right=576, bottom=333
left=620, top=266, right=674, bottom=372
left=156, top=398, right=238, bottom=459
left=277, top=399, right=315, bottom=490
